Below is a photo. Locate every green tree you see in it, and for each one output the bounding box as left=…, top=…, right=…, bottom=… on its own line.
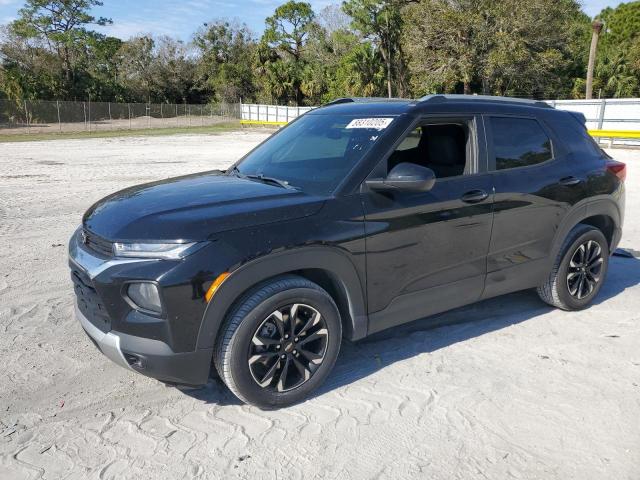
left=598, top=1, right=640, bottom=47
left=86, top=35, right=124, bottom=100
left=261, top=1, right=315, bottom=105
left=116, top=35, right=199, bottom=103
left=117, top=35, right=155, bottom=102
left=342, top=0, right=409, bottom=97
left=151, top=36, right=198, bottom=103
left=404, top=0, right=588, bottom=98
left=595, top=51, right=639, bottom=97
left=10, top=0, right=112, bottom=97
left=300, top=17, right=355, bottom=103
left=591, top=1, right=640, bottom=98
left=194, top=20, right=257, bottom=103
left=0, top=24, right=61, bottom=99
left=335, top=42, right=386, bottom=97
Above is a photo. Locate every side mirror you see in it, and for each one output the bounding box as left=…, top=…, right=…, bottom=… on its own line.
left=366, top=163, right=436, bottom=192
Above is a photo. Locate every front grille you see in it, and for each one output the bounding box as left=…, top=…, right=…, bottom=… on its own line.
left=71, top=268, right=112, bottom=333
left=82, top=229, right=113, bottom=257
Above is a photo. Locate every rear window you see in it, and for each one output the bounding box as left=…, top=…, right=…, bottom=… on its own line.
left=490, top=117, right=553, bottom=170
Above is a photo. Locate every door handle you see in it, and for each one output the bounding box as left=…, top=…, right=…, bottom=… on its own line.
left=461, top=189, right=489, bottom=203
left=559, top=176, right=582, bottom=186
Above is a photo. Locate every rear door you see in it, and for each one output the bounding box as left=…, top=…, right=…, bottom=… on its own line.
left=362, top=115, right=494, bottom=334
left=482, top=114, right=573, bottom=298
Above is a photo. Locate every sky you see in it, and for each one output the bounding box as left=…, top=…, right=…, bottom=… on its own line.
left=0, top=0, right=629, bottom=41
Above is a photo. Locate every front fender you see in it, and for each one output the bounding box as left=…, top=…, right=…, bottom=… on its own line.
left=196, top=246, right=368, bottom=349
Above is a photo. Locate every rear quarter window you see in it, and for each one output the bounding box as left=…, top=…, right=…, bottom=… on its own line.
left=490, top=117, right=553, bottom=170
left=556, top=113, right=610, bottom=159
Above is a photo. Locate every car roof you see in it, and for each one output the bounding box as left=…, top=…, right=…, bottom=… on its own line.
left=309, top=99, right=415, bottom=116
left=311, top=94, right=555, bottom=117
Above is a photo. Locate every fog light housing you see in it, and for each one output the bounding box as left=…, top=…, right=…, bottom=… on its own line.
left=124, top=353, right=143, bottom=368
left=126, top=282, right=162, bottom=314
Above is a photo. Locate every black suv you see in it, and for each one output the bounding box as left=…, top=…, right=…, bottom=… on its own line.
left=69, top=95, right=626, bottom=408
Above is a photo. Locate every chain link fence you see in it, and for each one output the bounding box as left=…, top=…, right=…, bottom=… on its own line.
left=4, top=98, right=640, bottom=143
left=0, top=99, right=241, bottom=135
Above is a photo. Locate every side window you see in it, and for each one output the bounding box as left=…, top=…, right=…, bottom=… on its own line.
left=490, top=117, right=552, bottom=170
left=388, top=122, right=471, bottom=179
left=395, top=128, right=421, bottom=151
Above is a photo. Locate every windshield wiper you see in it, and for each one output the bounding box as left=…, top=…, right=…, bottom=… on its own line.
left=246, top=174, right=296, bottom=190
left=228, top=165, right=245, bottom=177
left=229, top=166, right=296, bottom=190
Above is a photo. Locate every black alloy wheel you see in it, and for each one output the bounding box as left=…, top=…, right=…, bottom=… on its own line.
left=215, top=275, right=341, bottom=408
left=538, top=224, right=609, bottom=311
left=249, top=303, right=328, bottom=392
left=566, top=240, right=604, bottom=300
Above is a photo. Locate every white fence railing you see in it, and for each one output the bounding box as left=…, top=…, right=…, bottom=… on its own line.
left=545, top=98, right=640, bottom=132
left=240, top=103, right=314, bottom=124
left=241, top=98, right=640, bottom=146
left=242, top=99, right=640, bottom=129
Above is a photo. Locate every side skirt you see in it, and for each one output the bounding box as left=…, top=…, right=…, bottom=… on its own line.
left=367, top=276, right=484, bottom=335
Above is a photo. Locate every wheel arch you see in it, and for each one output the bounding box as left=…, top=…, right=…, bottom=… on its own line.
left=196, top=247, right=368, bottom=350
left=579, top=214, right=615, bottom=248
left=550, top=199, right=621, bottom=262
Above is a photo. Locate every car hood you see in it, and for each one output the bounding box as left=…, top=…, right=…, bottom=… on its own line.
left=82, top=171, right=326, bottom=241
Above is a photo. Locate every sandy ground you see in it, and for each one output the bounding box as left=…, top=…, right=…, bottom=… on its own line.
left=0, top=133, right=638, bottom=480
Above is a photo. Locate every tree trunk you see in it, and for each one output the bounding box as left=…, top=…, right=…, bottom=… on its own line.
left=63, top=45, right=72, bottom=93
left=586, top=21, right=604, bottom=100
left=482, top=77, right=490, bottom=95
left=384, top=16, right=392, bottom=98
left=294, top=81, right=302, bottom=107
left=463, top=80, right=471, bottom=95
left=386, top=56, right=392, bottom=98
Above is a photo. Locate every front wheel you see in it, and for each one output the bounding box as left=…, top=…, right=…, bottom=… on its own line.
left=214, top=275, right=342, bottom=408
left=537, top=224, right=609, bottom=310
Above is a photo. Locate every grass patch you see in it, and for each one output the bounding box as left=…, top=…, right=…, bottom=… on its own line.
left=0, top=122, right=242, bottom=142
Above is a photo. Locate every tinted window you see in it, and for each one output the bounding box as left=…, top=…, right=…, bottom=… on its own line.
left=490, top=117, right=552, bottom=170
left=395, top=128, right=421, bottom=151
left=236, top=114, right=392, bottom=194
left=561, top=115, right=610, bottom=159
left=387, top=123, right=468, bottom=178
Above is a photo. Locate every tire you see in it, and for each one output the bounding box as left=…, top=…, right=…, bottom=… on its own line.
left=214, top=275, right=342, bottom=408
left=537, top=224, right=609, bottom=310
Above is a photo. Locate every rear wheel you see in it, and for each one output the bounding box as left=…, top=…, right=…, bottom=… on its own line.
left=537, top=224, right=609, bottom=310
left=215, top=275, right=341, bottom=408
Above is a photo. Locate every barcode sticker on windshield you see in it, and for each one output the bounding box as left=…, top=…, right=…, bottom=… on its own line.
left=345, top=118, right=394, bottom=130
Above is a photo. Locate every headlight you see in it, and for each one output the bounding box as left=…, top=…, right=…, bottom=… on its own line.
left=126, top=282, right=162, bottom=314
left=113, top=242, right=204, bottom=260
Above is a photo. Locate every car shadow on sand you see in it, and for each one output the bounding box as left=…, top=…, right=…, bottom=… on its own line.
left=181, top=253, right=640, bottom=406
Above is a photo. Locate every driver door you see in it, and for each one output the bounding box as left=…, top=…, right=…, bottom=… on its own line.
left=362, top=115, right=494, bottom=334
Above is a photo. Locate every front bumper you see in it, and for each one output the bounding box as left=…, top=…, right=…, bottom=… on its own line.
left=76, top=302, right=131, bottom=370
left=77, top=302, right=213, bottom=385
left=70, top=229, right=213, bottom=385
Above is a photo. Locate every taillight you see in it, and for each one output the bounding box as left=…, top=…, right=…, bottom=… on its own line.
left=606, top=160, right=626, bottom=182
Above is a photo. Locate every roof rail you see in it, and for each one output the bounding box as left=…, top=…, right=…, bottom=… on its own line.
left=323, top=97, right=410, bottom=106
left=323, top=98, right=354, bottom=106
left=418, top=94, right=553, bottom=109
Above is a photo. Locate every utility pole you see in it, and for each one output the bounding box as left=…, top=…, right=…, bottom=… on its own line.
left=586, top=20, right=604, bottom=100
left=385, top=9, right=392, bottom=98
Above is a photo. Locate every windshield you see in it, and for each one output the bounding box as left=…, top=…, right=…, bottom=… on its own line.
left=233, top=113, right=394, bottom=195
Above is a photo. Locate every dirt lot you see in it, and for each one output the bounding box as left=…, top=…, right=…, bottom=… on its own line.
left=0, top=132, right=638, bottom=480
left=0, top=115, right=233, bottom=136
